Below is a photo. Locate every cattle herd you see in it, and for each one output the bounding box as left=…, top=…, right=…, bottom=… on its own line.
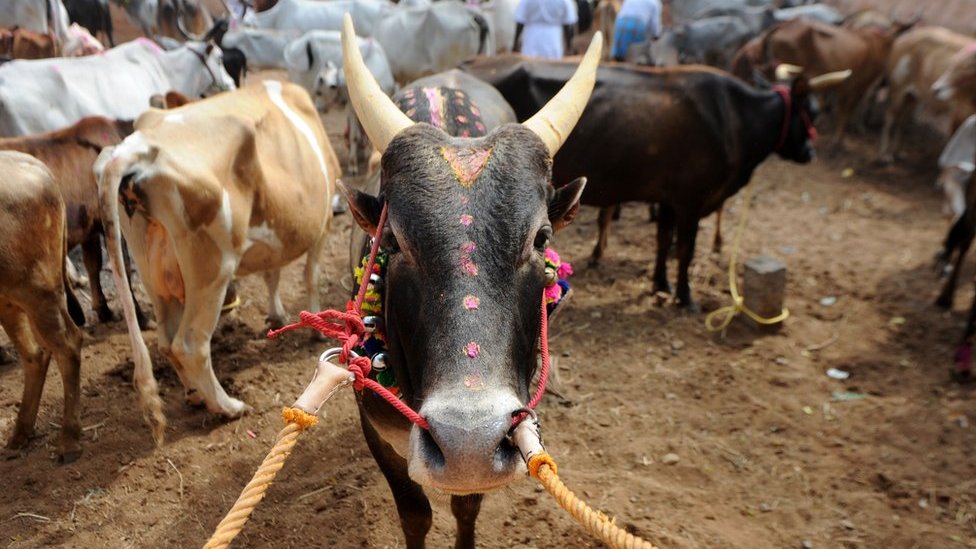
left=1, top=0, right=975, bottom=547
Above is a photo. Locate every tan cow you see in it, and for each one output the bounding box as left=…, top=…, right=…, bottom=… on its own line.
left=880, top=26, right=975, bottom=164
left=0, top=151, right=84, bottom=462
left=0, top=26, right=58, bottom=59
left=0, top=117, right=150, bottom=328
left=95, top=81, right=338, bottom=440
left=933, top=42, right=976, bottom=109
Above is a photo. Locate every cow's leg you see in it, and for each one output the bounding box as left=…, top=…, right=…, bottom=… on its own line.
left=589, top=205, right=615, bottom=266
left=451, top=494, right=483, bottom=549
left=712, top=206, right=723, bottom=254
left=27, top=293, right=83, bottom=462
left=360, top=412, right=432, bottom=548
left=154, top=298, right=204, bottom=406
left=170, top=280, right=247, bottom=417
left=653, top=204, right=676, bottom=295
left=878, top=94, right=903, bottom=164
left=937, top=234, right=974, bottom=309
left=1, top=306, right=50, bottom=452
left=955, top=288, right=976, bottom=380
left=82, top=231, right=117, bottom=323
left=674, top=212, right=701, bottom=311
left=263, top=270, right=286, bottom=330
left=165, top=235, right=245, bottom=416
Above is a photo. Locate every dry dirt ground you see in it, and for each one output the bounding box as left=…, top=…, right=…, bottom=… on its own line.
left=4, top=3, right=976, bottom=549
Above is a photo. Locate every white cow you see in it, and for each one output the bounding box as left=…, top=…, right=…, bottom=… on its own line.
left=283, top=30, right=394, bottom=176
left=222, top=27, right=301, bottom=69
left=938, top=115, right=976, bottom=222
left=481, top=0, right=519, bottom=53
left=0, top=38, right=234, bottom=136
left=374, top=1, right=492, bottom=83
left=253, top=0, right=393, bottom=37
left=0, top=0, right=70, bottom=41
left=95, top=81, right=339, bottom=436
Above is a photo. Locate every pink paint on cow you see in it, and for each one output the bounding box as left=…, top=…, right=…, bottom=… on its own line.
left=423, top=87, right=445, bottom=129
left=465, top=341, right=480, bottom=358
left=459, top=214, right=473, bottom=226
left=463, top=295, right=480, bottom=310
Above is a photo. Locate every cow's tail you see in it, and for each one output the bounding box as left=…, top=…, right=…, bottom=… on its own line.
left=471, top=11, right=490, bottom=56
left=97, top=150, right=167, bottom=446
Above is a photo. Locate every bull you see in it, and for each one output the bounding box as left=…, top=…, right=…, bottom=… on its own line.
left=465, top=58, right=848, bottom=308
left=336, top=15, right=597, bottom=547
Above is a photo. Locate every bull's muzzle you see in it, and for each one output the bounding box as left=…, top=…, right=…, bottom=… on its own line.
left=409, top=390, right=525, bottom=494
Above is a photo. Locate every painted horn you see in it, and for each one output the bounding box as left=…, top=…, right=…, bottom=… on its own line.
left=522, top=32, right=603, bottom=156
left=809, top=69, right=853, bottom=91
left=774, top=63, right=804, bottom=81
left=342, top=14, right=413, bottom=154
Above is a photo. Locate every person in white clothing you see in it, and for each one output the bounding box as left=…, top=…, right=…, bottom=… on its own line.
left=514, top=0, right=578, bottom=59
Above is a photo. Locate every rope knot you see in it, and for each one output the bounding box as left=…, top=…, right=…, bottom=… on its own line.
left=282, top=407, right=318, bottom=430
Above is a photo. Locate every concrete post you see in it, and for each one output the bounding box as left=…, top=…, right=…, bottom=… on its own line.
left=742, top=255, right=786, bottom=332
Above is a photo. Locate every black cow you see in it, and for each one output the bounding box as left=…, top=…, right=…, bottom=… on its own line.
left=337, top=17, right=598, bottom=548
left=464, top=58, right=848, bottom=309
left=64, top=0, right=115, bottom=46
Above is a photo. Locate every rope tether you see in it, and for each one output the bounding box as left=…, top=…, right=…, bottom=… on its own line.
left=705, top=184, right=790, bottom=333
left=203, top=408, right=317, bottom=549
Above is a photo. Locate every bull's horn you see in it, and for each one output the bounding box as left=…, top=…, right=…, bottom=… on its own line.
left=342, top=14, right=412, bottom=154
left=775, top=63, right=804, bottom=81
left=522, top=32, right=602, bottom=156
left=809, top=69, right=853, bottom=91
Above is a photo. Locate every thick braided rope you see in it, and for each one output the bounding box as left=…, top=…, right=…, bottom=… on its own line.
left=528, top=453, right=662, bottom=549
left=203, top=408, right=318, bottom=549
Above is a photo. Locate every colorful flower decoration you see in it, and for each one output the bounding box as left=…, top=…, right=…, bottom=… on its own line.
left=544, top=247, right=573, bottom=316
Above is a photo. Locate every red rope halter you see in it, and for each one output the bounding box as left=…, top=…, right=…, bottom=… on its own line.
left=268, top=203, right=553, bottom=431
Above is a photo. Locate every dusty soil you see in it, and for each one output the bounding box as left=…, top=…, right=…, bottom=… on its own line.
left=4, top=2, right=976, bottom=548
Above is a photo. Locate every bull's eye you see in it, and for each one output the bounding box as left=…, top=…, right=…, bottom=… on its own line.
left=533, top=227, right=552, bottom=251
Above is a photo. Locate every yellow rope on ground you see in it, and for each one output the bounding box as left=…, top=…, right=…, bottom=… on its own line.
left=705, top=185, right=789, bottom=333
left=528, top=453, right=663, bottom=549
left=202, top=407, right=318, bottom=549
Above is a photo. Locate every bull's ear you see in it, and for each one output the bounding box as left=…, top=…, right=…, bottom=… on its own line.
left=337, top=179, right=383, bottom=234
left=549, top=177, right=586, bottom=231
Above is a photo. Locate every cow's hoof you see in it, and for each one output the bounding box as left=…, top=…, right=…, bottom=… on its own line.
left=214, top=399, right=251, bottom=419
left=587, top=254, right=602, bottom=268
left=935, top=294, right=953, bottom=309
left=267, top=316, right=286, bottom=331
left=677, top=299, right=700, bottom=313
left=59, top=448, right=82, bottom=465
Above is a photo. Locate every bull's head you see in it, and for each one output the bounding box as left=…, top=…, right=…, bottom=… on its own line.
left=773, top=64, right=852, bottom=163
left=338, top=15, right=598, bottom=495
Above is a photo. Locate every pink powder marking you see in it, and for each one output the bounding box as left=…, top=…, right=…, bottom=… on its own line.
left=440, top=146, right=493, bottom=187
left=465, top=341, right=480, bottom=358
left=423, top=87, right=445, bottom=129
left=456, top=114, right=468, bottom=124
left=459, top=214, right=473, bottom=226
left=460, top=196, right=470, bottom=205
left=463, top=295, right=480, bottom=310
left=461, top=255, right=479, bottom=277
left=464, top=370, right=486, bottom=390
left=461, top=241, right=476, bottom=254
left=460, top=130, right=471, bottom=138
left=474, top=121, right=486, bottom=134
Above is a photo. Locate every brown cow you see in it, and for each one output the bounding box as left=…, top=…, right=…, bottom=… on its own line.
left=0, top=117, right=150, bottom=328
left=0, top=151, right=84, bottom=462
left=880, top=27, right=975, bottom=164
left=742, top=18, right=906, bottom=147
left=570, top=0, right=618, bottom=59
left=0, top=27, right=58, bottom=59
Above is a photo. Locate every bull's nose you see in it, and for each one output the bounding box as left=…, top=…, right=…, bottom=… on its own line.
left=411, top=393, right=523, bottom=492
